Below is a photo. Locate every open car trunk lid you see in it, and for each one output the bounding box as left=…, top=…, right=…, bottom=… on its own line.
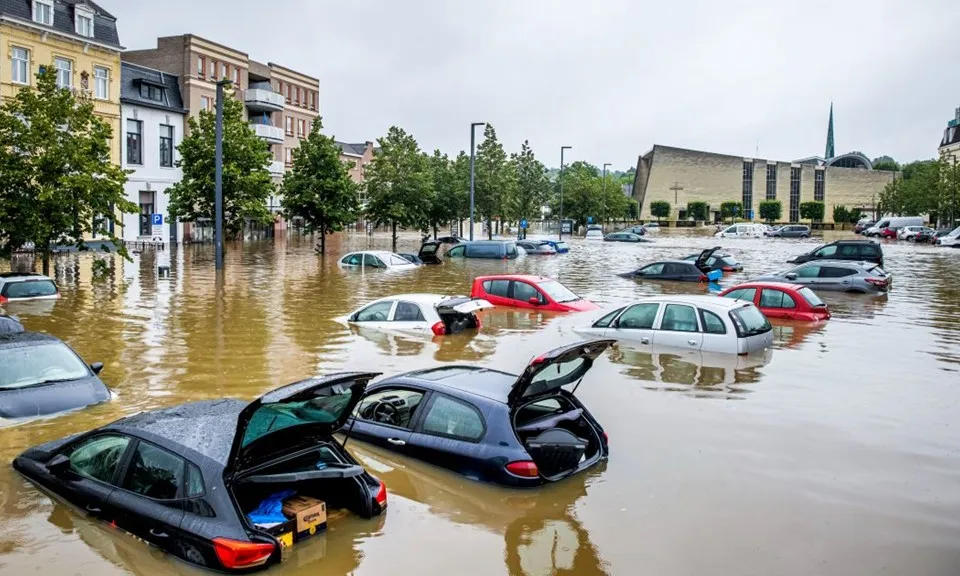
left=418, top=241, right=443, bottom=265
left=436, top=297, right=493, bottom=315
left=695, top=246, right=722, bottom=272
left=507, top=339, right=615, bottom=408
left=225, top=372, right=380, bottom=480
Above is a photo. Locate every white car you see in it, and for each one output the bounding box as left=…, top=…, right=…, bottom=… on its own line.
left=574, top=295, right=773, bottom=355
left=897, top=226, right=932, bottom=241
left=937, top=225, right=960, bottom=247
left=0, top=273, right=60, bottom=303
left=643, top=222, right=661, bottom=233
left=715, top=223, right=766, bottom=238
left=339, top=251, right=419, bottom=270
left=585, top=225, right=604, bottom=240
left=339, top=294, right=493, bottom=336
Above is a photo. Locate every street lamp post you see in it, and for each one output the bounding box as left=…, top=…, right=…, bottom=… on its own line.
left=559, top=146, right=571, bottom=240
left=602, top=163, right=611, bottom=226
left=469, top=122, right=485, bottom=241
left=214, top=79, right=232, bottom=270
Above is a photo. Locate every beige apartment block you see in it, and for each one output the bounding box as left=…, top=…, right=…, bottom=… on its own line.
left=633, top=145, right=896, bottom=224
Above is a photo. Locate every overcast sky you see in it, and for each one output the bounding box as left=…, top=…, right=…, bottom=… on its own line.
left=110, top=0, right=959, bottom=170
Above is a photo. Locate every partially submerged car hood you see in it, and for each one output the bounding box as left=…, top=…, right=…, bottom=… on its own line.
left=226, top=372, right=380, bottom=477
left=0, top=376, right=110, bottom=419
left=507, top=339, right=615, bottom=407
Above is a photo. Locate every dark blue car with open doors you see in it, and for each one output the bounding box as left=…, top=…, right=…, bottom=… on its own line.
left=13, top=372, right=387, bottom=572
left=346, top=339, right=614, bottom=487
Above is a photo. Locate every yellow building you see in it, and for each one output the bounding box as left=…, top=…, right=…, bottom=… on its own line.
left=0, top=0, right=123, bottom=168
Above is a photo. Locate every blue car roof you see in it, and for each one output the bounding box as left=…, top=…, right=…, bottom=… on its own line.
left=395, top=366, right=517, bottom=404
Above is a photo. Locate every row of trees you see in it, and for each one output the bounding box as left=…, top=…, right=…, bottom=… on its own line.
left=877, top=158, right=960, bottom=226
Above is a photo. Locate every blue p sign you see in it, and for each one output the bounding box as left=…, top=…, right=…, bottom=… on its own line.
left=151, top=214, right=163, bottom=226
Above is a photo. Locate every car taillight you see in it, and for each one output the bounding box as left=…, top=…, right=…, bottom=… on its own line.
left=602, top=432, right=609, bottom=445
left=375, top=480, right=388, bottom=506
left=430, top=321, right=446, bottom=336
left=474, top=315, right=482, bottom=329
left=0, top=295, right=7, bottom=304
left=722, top=266, right=735, bottom=272
left=212, top=538, right=275, bottom=570
left=505, top=460, right=539, bottom=478
left=699, top=274, right=708, bottom=282
left=865, top=278, right=888, bottom=286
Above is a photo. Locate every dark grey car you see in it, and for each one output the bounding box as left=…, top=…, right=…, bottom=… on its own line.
left=751, top=260, right=891, bottom=294
left=768, top=225, right=811, bottom=238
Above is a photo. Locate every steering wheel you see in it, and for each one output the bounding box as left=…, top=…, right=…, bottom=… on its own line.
left=370, top=401, right=401, bottom=426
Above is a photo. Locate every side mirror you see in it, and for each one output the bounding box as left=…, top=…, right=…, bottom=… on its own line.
left=46, top=454, right=71, bottom=477
left=785, top=272, right=798, bottom=280
left=89, top=362, right=103, bottom=375
left=814, top=252, right=823, bottom=258
left=528, top=297, right=541, bottom=306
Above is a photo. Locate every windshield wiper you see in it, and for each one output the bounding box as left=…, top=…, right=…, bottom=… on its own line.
left=14, top=377, right=81, bottom=389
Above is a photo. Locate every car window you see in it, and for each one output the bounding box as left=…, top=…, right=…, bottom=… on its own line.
left=355, top=388, right=425, bottom=430
left=699, top=309, right=727, bottom=334
left=617, top=303, right=659, bottom=329
left=341, top=254, right=361, bottom=266
left=858, top=244, right=879, bottom=256
left=815, top=245, right=837, bottom=257
left=723, top=288, right=757, bottom=302
left=760, top=289, right=797, bottom=309
left=505, top=243, right=518, bottom=258
left=819, top=266, right=857, bottom=278
left=729, top=305, right=772, bottom=336
left=122, top=441, right=185, bottom=500
left=539, top=280, right=579, bottom=303
left=363, top=254, right=385, bottom=268
left=66, top=435, right=130, bottom=485
left=837, top=245, right=859, bottom=257
left=421, top=395, right=484, bottom=442
left=663, top=263, right=682, bottom=275
left=798, top=287, right=824, bottom=307
left=393, top=301, right=425, bottom=322
left=447, top=245, right=465, bottom=257
left=483, top=279, right=510, bottom=297
left=639, top=263, right=664, bottom=275
left=185, top=462, right=204, bottom=498
left=512, top=281, right=541, bottom=303
left=354, top=301, right=393, bottom=322
left=3, top=279, right=57, bottom=298
left=723, top=226, right=736, bottom=234
left=794, top=265, right=820, bottom=278
left=388, top=255, right=411, bottom=266
left=0, top=342, right=90, bottom=389
left=465, top=244, right=502, bottom=258
left=592, top=307, right=624, bottom=328
left=659, top=304, right=699, bottom=332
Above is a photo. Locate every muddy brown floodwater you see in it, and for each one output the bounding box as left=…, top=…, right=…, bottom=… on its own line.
left=2, top=229, right=960, bottom=576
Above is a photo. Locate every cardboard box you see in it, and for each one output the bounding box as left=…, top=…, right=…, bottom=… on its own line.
left=282, top=495, right=326, bottom=534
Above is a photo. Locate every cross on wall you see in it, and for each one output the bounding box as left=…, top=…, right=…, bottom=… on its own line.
left=669, top=182, right=684, bottom=204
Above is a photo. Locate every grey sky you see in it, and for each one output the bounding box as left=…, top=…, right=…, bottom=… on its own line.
left=110, top=0, right=959, bottom=170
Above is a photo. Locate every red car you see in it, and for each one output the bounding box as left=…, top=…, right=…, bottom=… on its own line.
left=470, top=275, right=599, bottom=312
left=718, top=281, right=830, bottom=322
left=880, top=227, right=899, bottom=239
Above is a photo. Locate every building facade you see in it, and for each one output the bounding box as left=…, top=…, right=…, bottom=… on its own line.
left=0, top=0, right=123, bottom=168
left=633, top=145, right=896, bottom=224
left=119, top=62, right=185, bottom=245
left=939, top=106, right=960, bottom=160
left=122, top=34, right=320, bottom=235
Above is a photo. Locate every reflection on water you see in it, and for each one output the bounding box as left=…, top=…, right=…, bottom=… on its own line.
left=2, top=230, right=960, bottom=575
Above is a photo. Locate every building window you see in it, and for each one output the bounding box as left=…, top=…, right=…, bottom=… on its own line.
left=765, top=164, right=777, bottom=200
left=297, top=118, right=305, bottom=138
left=200, top=96, right=211, bottom=111
left=286, top=84, right=291, bottom=101
left=814, top=169, right=825, bottom=202
left=284, top=147, right=292, bottom=165
left=159, top=124, right=174, bottom=168
left=75, top=7, right=94, bottom=37
left=126, top=119, right=143, bottom=165
left=208, top=60, right=216, bottom=79
left=33, top=0, right=53, bottom=25
left=197, top=56, right=205, bottom=79
left=232, top=67, right=239, bottom=85
left=94, top=66, right=109, bottom=99
left=11, top=47, right=29, bottom=85
left=54, top=58, right=73, bottom=89
left=285, top=116, right=293, bottom=136
left=139, top=83, right=162, bottom=102
left=790, top=167, right=801, bottom=223
left=220, top=63, right=226, bottom=79
left=742, top=161, right=753, bottom=219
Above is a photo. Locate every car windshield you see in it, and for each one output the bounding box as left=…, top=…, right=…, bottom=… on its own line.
left=0, top=342, right=89, bottom=389
left=2, top=279, right=57, bottom=298
left=730, top=305, right=771, bottom=337
left=798, top=287, right=825, bottom=307
left=538, top=280, right=580, bottom=303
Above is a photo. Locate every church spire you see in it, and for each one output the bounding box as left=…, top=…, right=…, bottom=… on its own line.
left=825, top=103, right=835, bottom=160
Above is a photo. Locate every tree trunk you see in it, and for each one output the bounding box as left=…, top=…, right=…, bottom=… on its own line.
left=391, top=221, right=398, bottom=252
left=433, top=225, right=438, bottom=240
left=487, top=218, right=493, bottom=240
left=42, top=249, right=50, bottom=276
left=458, top=219, right=462, bottom=237
left=319, top=231, right=326, bottom=254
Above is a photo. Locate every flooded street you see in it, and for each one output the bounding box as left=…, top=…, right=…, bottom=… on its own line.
left=2, top=229, right=960, bottom=576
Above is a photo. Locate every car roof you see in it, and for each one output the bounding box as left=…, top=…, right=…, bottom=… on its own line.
left=629, top=294, right=750, bottom=309
left=474, top=274, right=551, bottom=283
left=647, top=260, right=697, bottom=266
left=0, top=331, right=61, bottom=348
left=399, top=366, right=517, bottom=403
left=365, top=293, right=447, bottom=304
left=106, top=399, right=246, bottom=465
left=0, top=273, right=52, bottom=283
left=468, top=240, right=513, bottom=246
left=797, top=259, right=873, bottom=268
left=722, top=281, right=804, bottom=293
left=830, top=240, right=876, bottom=245
left=344, top=250, right=403, bottom=258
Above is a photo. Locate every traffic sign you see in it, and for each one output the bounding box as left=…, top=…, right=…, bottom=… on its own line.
left=151, top=214, right=163, bottom=238
left=519, top=219, right=528, bottom=229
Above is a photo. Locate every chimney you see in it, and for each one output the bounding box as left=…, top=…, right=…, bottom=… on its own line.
left=365, top=141, right=373, bottom=149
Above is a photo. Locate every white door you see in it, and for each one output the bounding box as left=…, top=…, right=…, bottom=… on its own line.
left=698, top=308, right=737, bottom=354
left=652, top=304, right=703, bottom=351
left=390, top=301, right=428, bottom=334
left=351, top=300, right=396, bottom=332
left=605, top=302, right=661, bottom=346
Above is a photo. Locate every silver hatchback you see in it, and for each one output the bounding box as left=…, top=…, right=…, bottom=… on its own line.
left=751, top=260, right=891, bottom=294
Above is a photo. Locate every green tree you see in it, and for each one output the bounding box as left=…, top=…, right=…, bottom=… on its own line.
left=364, top=126, right=432, bottom=251
left=686, top=201, right=710, bottom=222
left=720, top=201, right=742, bottom=222
left=601, top=175, right=631, bottom=224
left=832, top=205, right=850, bottom=226
left=168, top=94, right=274, bottom=238
left=450, top=151, right=471, bottom=235
left=279, top=117, right=359, bottom=254
left=550, top=162, right=602, bottom=227
left=759, top=200, right=783, bottom=224
left=938, top=155, right=960, bottom=227
left=425, top=150, right=457, bottom=238
left=0, top=66, right=134, bottom=274
left=800, top=201, right=825, bottom=225
left=872, top=158, right=900, bottom=172
left=508, top=140, right=549, bottom=237
left=650, top=201, right=670, bottom=221
left=474, top=124, right=512, bottom=238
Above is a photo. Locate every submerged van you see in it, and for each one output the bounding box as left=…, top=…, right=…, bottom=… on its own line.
left=865, top=216, right=923, bottom=237
left=714, top=223, right=765, bottom=238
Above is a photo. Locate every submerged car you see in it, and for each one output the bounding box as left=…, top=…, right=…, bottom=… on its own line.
left=719, top=282, right=830, bottom=321
left=574, top=296, right=773, bottom=354
left=934, top=225, right=960, bottom=247
left=0, top=272, right=60, bottom=303
left=340, top=294, right=492, bottom=336
left=682, top=249, right=743, bottom=272
left=339, top=251, right=418, bottom=270
left=516, top=240, right=557, bottom=255
left=1, top=332, right=110, bottom=419
left=13, top=373, right=387, bottom=572
left=620, top=247, right=725, bottom=283
left=898, top=226, right=933, bottom=241
left=541, top=240, right=570, bottom=254
left=766, top=224, right=811, bottom=238
left=584, top=226, right=604, bottom=240
left=443, top=240, right=520, bottom=260
left=714, top=223, right=765, bottom=238
left=751, top=260, right=891, bottom=293
left=787, top=239, right=883, bottom=267
left=604, top=232, right=650, bottom=243
left=470, top=275, right=599, bottom=312
left=347, top=340, right=614, bottom=486
left=0, top=310, right=24, bottom=335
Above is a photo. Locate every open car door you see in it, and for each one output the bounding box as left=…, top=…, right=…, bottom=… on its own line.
left=507, top=340, right=615, bottom=407
left=225, top=372, right=380, bottom=479
left=418, top=241, right=443, bottom=265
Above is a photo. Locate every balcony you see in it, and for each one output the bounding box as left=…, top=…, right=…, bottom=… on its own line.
left=252, top=123, right=284, bottom=144
left=268, top=160, right=285, bottom=176
left=245, top=88, right=285, bottom=112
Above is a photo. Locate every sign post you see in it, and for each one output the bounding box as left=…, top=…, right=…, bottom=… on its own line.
left=151, top=214, right=163, bottom=238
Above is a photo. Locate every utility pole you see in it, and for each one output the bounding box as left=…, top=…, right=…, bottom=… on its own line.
left=602, top=163, right=611, bottom=225
left=469, top=122, right=485, bottom=241
left=214, top=79, right=231, bottom=270
left=559, top=145, right=571, bottom=239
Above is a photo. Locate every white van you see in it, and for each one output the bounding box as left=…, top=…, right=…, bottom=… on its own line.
left=865, top=216, right=923, bottom=237
left=938, top=225, right=960, bottom=247
left=714, top=223, right=765, bottom=238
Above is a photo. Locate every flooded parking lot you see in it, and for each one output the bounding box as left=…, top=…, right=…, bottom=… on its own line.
left=2, top=229, right=960, bottom=576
